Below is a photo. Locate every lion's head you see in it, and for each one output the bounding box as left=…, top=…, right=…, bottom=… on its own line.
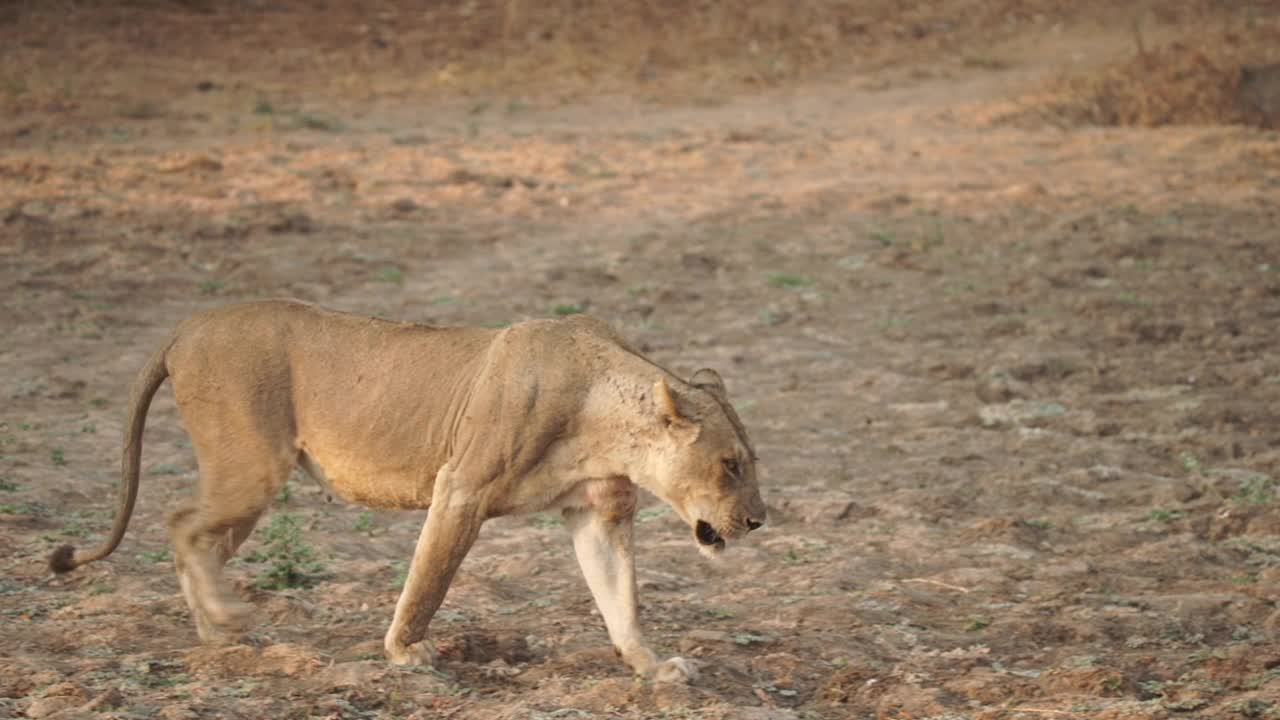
left=647, top=369, right=766, bottom=556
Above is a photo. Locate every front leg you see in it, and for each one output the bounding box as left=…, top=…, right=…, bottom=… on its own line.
left=564, top=506, right=698, bottom=683
left=384, top=471, right=484, bottom=666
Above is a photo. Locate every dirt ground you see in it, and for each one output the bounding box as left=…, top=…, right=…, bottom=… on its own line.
left=3, top=2, right=1280, bottom=719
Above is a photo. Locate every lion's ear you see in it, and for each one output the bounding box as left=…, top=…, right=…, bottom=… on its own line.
left=654, top=378, right=700, bottom=442
left=654, top=377, right=684, bottom=425
left=690, top=367, right=727, bottom=401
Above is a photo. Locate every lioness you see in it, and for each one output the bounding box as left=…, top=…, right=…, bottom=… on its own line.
left=51, top=299, right=765, bottom=682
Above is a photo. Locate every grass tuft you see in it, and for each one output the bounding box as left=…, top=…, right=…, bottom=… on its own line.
left=766, top=273, right=811, bottom=289
left=249, top=512, right=326, bottom=590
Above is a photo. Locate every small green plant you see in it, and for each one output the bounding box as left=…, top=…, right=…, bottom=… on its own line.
left=731, top=632, right=767, bottom=646
left=352, top=511, right=374, bottom=532
left=767, top=273, right=811, bottom=289
left=1025, top=518, right=1053, bottom=530
left=1228, top=698, right=1275, bottom=718
left=530, top=512, right=564, bottom=529
left=1117, top=291, right=1151, bottom=308
left=967, top=616, right=991, bottom=632
left=141, top=669, right=190, bottom=689
left=61, top=519, right=91, bottom=538
left=89, top=398, right=108, bottom=409
left=253, top=98, right=274, bottom=115
left=119, top=100, right=163, bottom=119
left=140, top=549, right=170, bottom=563
left=1188, top=646, right=1226, bottom=664
left=963, top=54, right=1010, bottom=70
left=1232, top=625, right=1258, bottom=642
left=552, top=303, right=584, bottom=316
left=375, top=265, right=404, bottom=286
left=50, top=448, right=66, bottom=466
left=1179, top=450, right=1202, bottom=475
left=636, top=506, right=669, bottom=523
left=877, top=315, right=910, bottom=332
left=916, top=224, right=945, bottom=251
left=275, top=481, right=292, bottom=506
left=224, top=679, right=258, bottom=698
left=1243, top=670, right=1280, bottom=690
left=1235, top=475, right=1276, bottom=506
left=251, top=512, right=325, bottom=590
left=707, top=607, right=735, bottom=619
left=1147, top=508, right=1183, bottom=523
left=390, top=560, right=409, bottom=589
left=3, top=75, right=28, bottom=97
left=0, top=477, right=18, bottom=492
left=294, top=112, right=344, bottom=132
left=758, top=308, right=783, bottom=326
left=870, top=229, right=894, bottom=246
left=1137, top=679, right=1166, bottom=697
left=199, top=279, right=224, bottom=296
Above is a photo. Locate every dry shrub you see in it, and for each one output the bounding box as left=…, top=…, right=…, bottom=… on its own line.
left=456, top=0, right=851, bottom=90
left=277, top=0, right=1106, bottom=95
left=0, top=0, right=1097, bottom=113
left=1031, top=22, right=1280, bottom=128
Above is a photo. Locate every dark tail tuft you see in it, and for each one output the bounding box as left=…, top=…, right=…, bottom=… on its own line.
left=49, top=544, right=78, bottom=574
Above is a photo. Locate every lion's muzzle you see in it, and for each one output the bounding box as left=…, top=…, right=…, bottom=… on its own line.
left=695, top=520, right=725, bottom=550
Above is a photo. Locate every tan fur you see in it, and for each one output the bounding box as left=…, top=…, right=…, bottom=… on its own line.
left=51, top=299, right=766, bottom=681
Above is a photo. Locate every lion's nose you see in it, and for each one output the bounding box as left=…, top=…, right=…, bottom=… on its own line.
left=746, top=518, right=764, bottom=532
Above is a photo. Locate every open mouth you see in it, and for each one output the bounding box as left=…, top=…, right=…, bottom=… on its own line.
left=695, top=520, right=725, bottom=550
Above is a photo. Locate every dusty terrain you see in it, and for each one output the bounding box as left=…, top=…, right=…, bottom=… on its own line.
left=3, top=2, right=1279, bottom=719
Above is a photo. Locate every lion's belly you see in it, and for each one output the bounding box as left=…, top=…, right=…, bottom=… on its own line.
left=297, top=446, right=435, bottom=510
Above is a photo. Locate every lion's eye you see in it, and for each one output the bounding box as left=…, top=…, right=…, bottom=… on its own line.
left=722, top=459, right=741, bottom=479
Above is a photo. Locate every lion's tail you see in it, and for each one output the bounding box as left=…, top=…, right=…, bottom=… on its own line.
left=50, top=341, right=171, bottom=574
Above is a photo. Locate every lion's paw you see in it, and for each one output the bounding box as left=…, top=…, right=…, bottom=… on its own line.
left=652, top=656, right=699, bottom=684
left=205, top=598, right=254, bottom=631
left=386, top=639, right=438, bottom=668
left=195, top=619, right=249, bottom=646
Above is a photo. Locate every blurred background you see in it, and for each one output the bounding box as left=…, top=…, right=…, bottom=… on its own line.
left=3, top=2, right=1279, bottom=719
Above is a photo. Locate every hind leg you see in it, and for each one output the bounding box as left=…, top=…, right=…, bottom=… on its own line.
left=168, top=503, right=213, bottom=640
left=169, top=445, right=290, bottom=642
left=169, top=501, right=266, bottom=642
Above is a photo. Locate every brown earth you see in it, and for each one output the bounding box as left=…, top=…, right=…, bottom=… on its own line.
left=3, top=2, right=1280, bottom=719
